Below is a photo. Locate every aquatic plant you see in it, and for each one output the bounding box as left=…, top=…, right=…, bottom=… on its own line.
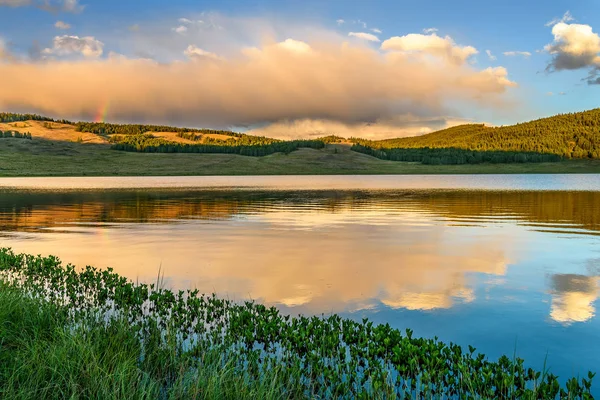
left=0, top=248, right=595, bottom=399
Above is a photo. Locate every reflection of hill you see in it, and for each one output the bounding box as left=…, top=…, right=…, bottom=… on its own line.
left=1, top=190, right=599, bottom=234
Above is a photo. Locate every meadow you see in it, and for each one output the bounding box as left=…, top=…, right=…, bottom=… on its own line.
left=1, top=138, right=600, bottom=177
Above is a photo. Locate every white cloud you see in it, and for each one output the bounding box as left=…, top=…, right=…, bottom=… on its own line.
left=43, top=35, right=103, bottom=58
left=559, top=91, right=567, bottom=95
left=183, top=45, right=222, bottom=60
left=348, top=32, right=380, bottom=42
left=546, top=91, right=553, bottom=96
left=545, top=10, right=574, bottom=27
left=178, top=18, right=193, bottom=24
left=503, top=51, right=532, bottom=57
left=277, top=38, right=312, bottom=54
left=371, top=28, right=382, bottom=34
left=172, top=25, right=188, bottom=34
left=544, top=20, right=600, bottom=84
left=381, top=32, right=478, bottom=65
left=336, top=19, right=345, bottom=25
left=486, top=49, right=496, bottom=61
left=423, top=27, right=438, bottom=34
left=55, top=20, right=70, bottom=30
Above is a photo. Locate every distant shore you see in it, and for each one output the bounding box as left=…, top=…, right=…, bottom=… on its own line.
left=1, top=139, right=600, bottom=177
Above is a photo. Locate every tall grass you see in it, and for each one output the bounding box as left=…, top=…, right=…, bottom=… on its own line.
left=0, top=248, right=596, bottom=399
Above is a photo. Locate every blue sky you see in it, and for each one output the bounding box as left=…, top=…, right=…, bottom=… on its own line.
left=0, top=0, right=599, bottom=137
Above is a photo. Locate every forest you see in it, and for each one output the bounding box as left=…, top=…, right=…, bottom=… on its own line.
left=0, top=112, right=71, bottom=124
left=0, top=131, right=33, bottom=140
left=76, top=122, right=243, bottom=137
left=110, top=134, right=324, bottom=156
left=351, top=144, right=562, bottom=165
left=352, top=108, right=600, bottom=160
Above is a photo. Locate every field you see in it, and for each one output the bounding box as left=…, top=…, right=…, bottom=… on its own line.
left=1, top=135, right=600, bottom=177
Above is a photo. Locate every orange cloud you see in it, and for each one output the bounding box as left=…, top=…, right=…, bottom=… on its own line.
left=0, top=36, right=515, bottom=129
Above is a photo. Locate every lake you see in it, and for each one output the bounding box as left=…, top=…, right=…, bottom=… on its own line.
left=1, top=175, right=599, bottom=388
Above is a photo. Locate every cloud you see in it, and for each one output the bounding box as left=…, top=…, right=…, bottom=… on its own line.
left=486, top=50, right=496, bottom=61
left=42, top=35, right=103, bottom=58
left=54, top=20, right=70, bottom=30
left=276, top=38, right=312, bottom=54
left=348, top=32, right=380, bottom=42
left=544, top=20, right=600, bottom=84
left=172, top=25, right=188, bottom=35
left=183, top=45, right=222, bottom=60
left=545, top=10, right=574, bottom=27
left=503, top=51, right=532, bottom=57
left=336, top=19, right=344, bottom=25
left=128, top=24, right=140, bottom=32
left=0, top=0, right=82, bottom=11
left=381, top=32, right=478, bottom=65
left=371, top=28, right=382, bottom=34
left=0, top=22, right=516, bottom=132
left=249, top=115, right=477, bottom=140
left=559, top=91, right=567, bottom=95
left=58, top=0, right=82, bottom=12
left=178, top=18, right=193, bottom=24
left=0, top=0, right=31, bottom=6
left=0, top=38, right=13, bottom=60
left=423, top=28, right=438, bottom=34
left=546, top=92, right=553, bottom=96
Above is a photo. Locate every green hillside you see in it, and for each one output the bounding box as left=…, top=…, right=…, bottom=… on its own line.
left=354, top=108, right=600, bottom=159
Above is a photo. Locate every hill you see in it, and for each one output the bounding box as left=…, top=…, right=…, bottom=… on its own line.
left=354, top=108, right=600, bottom=159
left=1, top=110, right=600, bottom=175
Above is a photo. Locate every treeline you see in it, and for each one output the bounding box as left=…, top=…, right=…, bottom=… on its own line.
left=351, top=144, right=562, bottom=165
left=111, top=134, right=324, bottom=156
left=356, top=108, right=600, bottom=159
left=76, top=122, right=243, bottom=137
left=316, top=135, right=345, bottom=144
left=0, top=113, right=71, bottom=124
left=176, top=132, right=203, bottom=141
left=0, top=131, right=33, bottom=140
left=110, top=133, right=279, bottom=148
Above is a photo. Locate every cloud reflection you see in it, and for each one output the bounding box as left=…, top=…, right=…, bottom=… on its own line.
left=550, top=274, right=599, bottom=324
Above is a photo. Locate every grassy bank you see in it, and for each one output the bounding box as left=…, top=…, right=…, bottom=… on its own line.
left=1, top=139, right=600, bottom=176
left=0, top=248, right=595, bottom=399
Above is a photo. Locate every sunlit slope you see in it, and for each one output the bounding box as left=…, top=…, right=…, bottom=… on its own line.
left=366, top=109, right=600, bottom=158
left=0, top=120, right=108, bottom=144
left=0, top=119, right=245, bottom=145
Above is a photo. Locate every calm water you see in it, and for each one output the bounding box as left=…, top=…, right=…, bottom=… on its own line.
left=1, top=175, right=600, bottom=387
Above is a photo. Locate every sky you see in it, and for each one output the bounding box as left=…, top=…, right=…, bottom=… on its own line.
left=0, top=0, right=599, bottom=139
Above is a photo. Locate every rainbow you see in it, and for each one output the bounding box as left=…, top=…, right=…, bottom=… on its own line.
left=94, top=101, right=110, bottom=123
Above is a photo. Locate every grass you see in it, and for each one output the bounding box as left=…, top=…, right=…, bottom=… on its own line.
left=1, top=139, right=600, bottom=176
left=0, top=248, right=596, bottom=399
left=0, top=284, right=295, bottom=399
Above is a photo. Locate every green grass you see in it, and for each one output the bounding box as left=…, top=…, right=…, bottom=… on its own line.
left=0, top=248, right=596, bottom=399
left=1, top=139, right=600, bottom=176
left=0, top=284, right=296, bottom=399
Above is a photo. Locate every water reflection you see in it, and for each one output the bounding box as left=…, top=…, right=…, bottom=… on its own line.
left=1, top=186, right=599, bottom=386
left=550, top=274, right=600, bottom=324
